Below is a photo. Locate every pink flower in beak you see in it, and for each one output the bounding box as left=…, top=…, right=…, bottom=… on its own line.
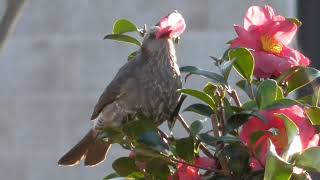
left=231, top=5, right=310, bottom=78
left=156, top=11, right=186, bottom=39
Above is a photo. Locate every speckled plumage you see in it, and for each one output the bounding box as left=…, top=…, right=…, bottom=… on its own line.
left=93, top=27, right=182, bottom=130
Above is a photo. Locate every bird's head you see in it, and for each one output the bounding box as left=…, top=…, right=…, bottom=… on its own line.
left=141, top=11, right=186, bottom=51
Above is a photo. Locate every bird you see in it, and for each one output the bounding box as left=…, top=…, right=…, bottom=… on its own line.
left=58, top=11, right=186, bottom=167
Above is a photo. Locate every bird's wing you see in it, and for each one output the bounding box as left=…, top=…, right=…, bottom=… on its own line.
left=90, top=61, right=137, bottom=120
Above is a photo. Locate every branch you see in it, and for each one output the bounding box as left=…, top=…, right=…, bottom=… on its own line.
left=0, top=0, right=28, bottom=52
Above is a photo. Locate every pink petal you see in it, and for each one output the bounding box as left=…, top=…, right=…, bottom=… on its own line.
left=231, top=25, right=261, bottom=49
left=280, top=46, right=310, bottom=67
left=195, top=157, right=216, bottom=169
left=244, top=5, right=276, bottom=31
left=252, top=51, right=283, bottom=78
left=265, top=21, right=298, bottom=45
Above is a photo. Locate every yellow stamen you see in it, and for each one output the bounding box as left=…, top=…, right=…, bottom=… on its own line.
left=260, top=36, right=283, bottom=54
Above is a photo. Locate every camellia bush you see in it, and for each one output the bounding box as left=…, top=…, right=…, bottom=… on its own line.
left=101, top=5, right=320, bottom=180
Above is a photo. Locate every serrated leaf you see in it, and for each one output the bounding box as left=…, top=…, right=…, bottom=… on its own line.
left=256, top=79, right=278, bottom=109
left=112, top=157, right=140, bottom=177
left=190, top=120, right=204, bottom=136
left=228, top=48, right=254, bottom=82
left=285, top=67, right=320, bottom=94
left=183, top=103, right=213, bottom=117
left=295, top=147, right=320, bottom=172
left=264, top=141, right=293, bottom=180
left=179, top=89, right=216, bottom=109
left=104, top=34, right=141, bottom=46
left=176, top=137, right=195, bottom=163
left=179, top=66, right=226, bottom=84
left=112, top=19, right=138, bottom=34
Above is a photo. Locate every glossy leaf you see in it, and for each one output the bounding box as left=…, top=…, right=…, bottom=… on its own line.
left=295, top=147, right=320, bottom=172
left=264, top=142, right=293, bottom=180
left=145, top=158, right=170, bottom=179
left=222, top=143, right=250, bottom=176
left=277, top=114, right=299, bottom=146
left=104, top=34, right=141, bottom=46
left=198, top=133, right=240, bottom=146
left=276, top=66, right=302, bottom=85
left=126, top=172, right=145, bottom=180
left=179, top=89, right=216, bottom=109
left=123, top=113, right=157, bottom=137
left=127, top=51, right=138, bottom=61
left=304, top=107, right=320, bottom=125
left=228, top=48, right=254, bottom=82
left=227, top=111, right=266, bottom=131
left=112, top=19, right=138, bottom=34
left=138, top=132, right=169, bottom=152
left=183, top=103, right=213, bottom=117
left=112, top=157, right=140, bottom=177
left=256, top=80, right=278, bottom=109
left=175, top=137, right=195, bottom=163
left=220, top=59, right=235, bottom=81
left=264, top=99, right=302, bottom=110
left=190, top=120, right=204, bottom=136
left=203, top=82, right=217, bottom=98
left=103, top=173, right=120, bottom=180
left=179, top=66, right=226, bottom=84
left=285, top=67, right=320, bottom=94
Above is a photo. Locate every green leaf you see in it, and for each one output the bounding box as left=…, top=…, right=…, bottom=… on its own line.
left=179, top=89, right=216, bottom=109
left=190, top=120, right=204, bottom=136
left=222, top=143, right=250, bottom=176
left=227, top=111, right=267, bottom=131
left=103, top=34, right=141, bottom=46
left=138, top=132, right=169, bottom=152
left=100, top=127, right=125, bottom=144
left=179, top=66, right=226, bottom=84
left=126, top=172, right=145, bottom=180
left=228, top=48, right=254, bottom=82
left=286, top=18, right=303, bottom=27
left=220, top=59, right=235, bottom=81
left=304, top=107, right=320, bottom=125
left=256, top=79, right=278, bottom=109
left=264, top=141, right=293, bottom=180
left=123, top=113, right=157, bottom=137
left=112, top=19, right=138, bottom=34
left=176, top=137, right=195, bottom=163
left=276, top=66, right=302, bottom=85
left=276, top=114, right=299, bottom=146
left=276, top=85, right=284, bottom=99
left=127, top=51, right=138, bottom=61
left=203, top=82, right=217, bottom=98
left=264, top=99, right=302, bottom=110
left=198, top=133, right=240, bottom=146
left=183, top=103, right=213, bottom=117
left=145, top=158, right=170, bottom=179
left=249, top=131, right=266, bottom=145
left=285, top=67, right=320, bottom=94
left=295, top=147, right=320, bottom=172
left=103, top=172, right=120, bottom=180
left=112, top=157, right=140, bottom=177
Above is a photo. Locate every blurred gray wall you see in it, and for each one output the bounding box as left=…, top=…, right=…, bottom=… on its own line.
left=0, top=0, right=295, bottom=179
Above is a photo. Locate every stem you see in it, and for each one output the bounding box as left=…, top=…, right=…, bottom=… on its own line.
left=177, top=115, right=215, bottom=159
left=228, top=90, right=242, bottom=107
left=210, top=114, right=220, bottom=137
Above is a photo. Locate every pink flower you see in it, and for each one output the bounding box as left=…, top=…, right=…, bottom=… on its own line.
left=168, top=157, right=216, bottom=180
left=231, top=5, right=310, bottom=78
left=157, top=11, right=186, bottom=39
left=240, top=105, right=319, bottom=170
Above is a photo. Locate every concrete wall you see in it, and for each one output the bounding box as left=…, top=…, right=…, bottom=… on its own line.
left=0, top=0, right=296, bottom=179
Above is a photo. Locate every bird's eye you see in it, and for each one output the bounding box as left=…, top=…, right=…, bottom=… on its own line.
left=148, top=33, right=156, bottom=39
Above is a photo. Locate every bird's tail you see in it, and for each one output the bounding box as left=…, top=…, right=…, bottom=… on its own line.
left=58, top=129, right=111, bottom=167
